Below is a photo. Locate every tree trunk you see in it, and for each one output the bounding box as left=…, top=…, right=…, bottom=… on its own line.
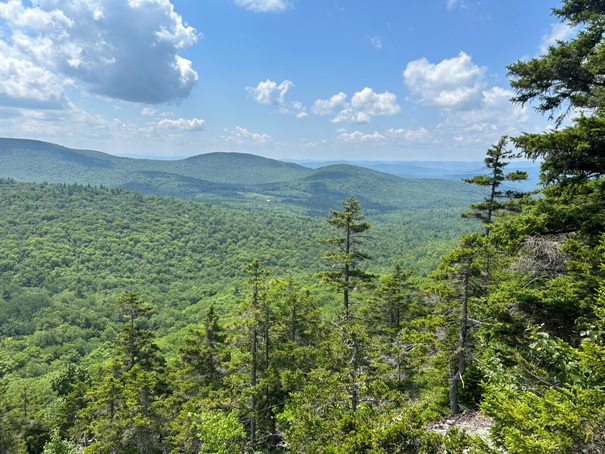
left=450, top=263, right=469, bottom=415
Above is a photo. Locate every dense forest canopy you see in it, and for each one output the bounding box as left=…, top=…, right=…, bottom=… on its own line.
left=3, top=0, right=605, bottom=452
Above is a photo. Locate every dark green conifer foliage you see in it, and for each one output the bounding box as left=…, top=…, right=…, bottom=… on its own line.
left=49, top=364, right=91, bottom=440
left=318, top=195, right=373, bottom=317
left=240, top=259, right=271, bottom=450
left=317, top=197, right=377, bottom=414
left=371, top=264, right=412, bottom=336
left=432, top=234, right=485, bottom=415
left=169, top=305, right=230, bottom=453
left=462, top=136, right=528, bottom=235
left=508, top=0, right=605, bottom=122
left=114, top=292, right=163, bottom=373
left=81, top=292, right=169, bottom=453
left=179, top=304, right=227, bottom=391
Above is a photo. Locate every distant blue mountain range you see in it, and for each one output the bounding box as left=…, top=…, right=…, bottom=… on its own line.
left=290, top=159, right=542, bottom=190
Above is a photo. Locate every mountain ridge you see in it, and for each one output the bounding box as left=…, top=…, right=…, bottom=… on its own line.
left=0, top=137, right=487, bottom=216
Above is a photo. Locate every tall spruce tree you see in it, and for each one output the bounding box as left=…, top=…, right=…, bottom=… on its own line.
left=318, top=195, right=373, bottom=318
left=317, top=196, right=375, bottom=413
left=241, top=259, right=271, bottom=450
left=462, top=136, right=528, bottom=235
left=432, top=234, right=485, bottom=415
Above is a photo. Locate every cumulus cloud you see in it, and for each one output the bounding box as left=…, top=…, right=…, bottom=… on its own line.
left=351, top=88, right=400, bottom=116
left=157, top=117, right=205, bottom=131
left=247, top=79, right=307, bottom=118
left=0, top=0, right=199, bottom=107
left=386, top=127, right=430, bottom=141
left=291, top=101, right=308, bottom=119
left=337, top=130, right=385, bottom=143
left=337, top=127, right=430, bottom=144
left=0, top=41, right=69, bottom=109
left=403, top=51, right=533, bottom=146
left=403, top=51, right=486, bottom=109
left=247, top=79, right=293, bottom=105
left=442, top=86, right=528, bottom=132
left=224, top=126, right=271, bottom=145
left=234, top=0, right=289, bottom=13
left=332, top=110, right=371, bottom=124
left=431, top=86, right=530, bottom=145
left=312, top=92, right=347, bottom=115
left=313, top=88, right=400, bottom=124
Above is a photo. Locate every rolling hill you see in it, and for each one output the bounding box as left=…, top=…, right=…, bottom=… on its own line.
left=0, top=138, right=485, bottom=216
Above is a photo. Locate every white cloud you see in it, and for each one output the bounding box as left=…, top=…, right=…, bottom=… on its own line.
left=313, top=88, right=400, bottom=124
left=141, top=106, right=158, bottom=116
left=351, top=88, right=400, bottom=116
left=403, top=51, right=485, bottom=109
left=157, top=117, right=205, bottom=131
left=337, top=130, right=385, bottom=143
left=247, top=79, right=308, bottom=119
left=539, top=23, right=575, bottom=54
left=0, top=40, right=69, bottom=109
left=247, top=79, right=293, bottom=105
left=234, top=0, right=289, bottom=13
left=291, top=101, right=308, bottom=119
left=439, top=86, right=530, bottom=144
left=312, top=92, right=347, bottom=115
left=0, top=0, right=199, bottom=107
left=224, top=126, right=271, bottom=145
left=336, top=127, right=430, bottom=144
left=403, top=51, right=534, bottom=146
left=386, top=127, right=430, bottom=141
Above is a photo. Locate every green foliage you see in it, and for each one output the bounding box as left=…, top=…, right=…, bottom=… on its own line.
left=0, top=139, right=486, bottom=219
left=318, top=195, right=374, bottom=316
left=513, top=113, right=605, bottom=186
left=10, top=37, right=605, bottom=449
left=462, top=136, right=529, bottom=233
left=191, top=409, right=246, bottom=453
left=43, top=428, right=77, bottom=454
left=508, top=0, right=605, bottom=121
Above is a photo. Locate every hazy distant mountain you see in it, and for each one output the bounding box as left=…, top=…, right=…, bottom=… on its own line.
left=291, top=159, right=541, bottom=190
left=0, top=138, right=490, bottom=215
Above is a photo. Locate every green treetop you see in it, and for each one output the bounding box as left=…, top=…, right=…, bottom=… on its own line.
left=462, top=136, right=528, bottom=234
left=508, top=0, right=605, bottom=186
left=318, top=195, right=373, bottom=317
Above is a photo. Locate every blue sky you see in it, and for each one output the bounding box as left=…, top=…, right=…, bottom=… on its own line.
left=0, top=0, right=570, bottom=161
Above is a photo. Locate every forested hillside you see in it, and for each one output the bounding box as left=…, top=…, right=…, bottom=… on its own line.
left=0, top=178, right=485, bottom=453
left=3, top=1, right=605, bottom=452
left=0, top=138, right=484, bottom=215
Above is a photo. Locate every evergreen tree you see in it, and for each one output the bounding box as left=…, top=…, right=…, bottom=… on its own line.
left=80, top=292, right=169, bottom=453
left=432, top=234, right=485, bottom=414
left=318, top=195, right=373, bottom=317
left=316, top=197, right=377, bottom=414
left=462, top=136, right=528, bottom=235
left=226, top=259, right=274, bottom=451
left=178, top=304, right=228, bottom=393
left=170, top=305, right=230, bottom=452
